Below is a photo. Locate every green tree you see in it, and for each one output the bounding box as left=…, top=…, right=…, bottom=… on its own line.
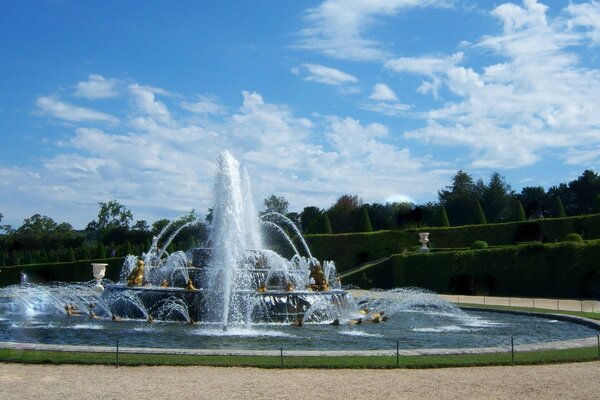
left=96, top=241, right=106, bottom=259
left=593, top=194, right=600, bottom=214
left=518, top=186, right=548, bottom=219
left=439, top=205, right=450, bottom=227
left=481, top=172, right=514, bottom=222
left=439, top=171, right=480, bottom=226
left=506, top=199, right=526, bottom=222
left=327, top=194, right=363, bottom=233
left=152, top=219, right=171, bottom=235
left=568, top=169, right=600, bottom=215
left=359, top=207, right=373, bottom=232
left=17, top=214, right=58, bottom=234
left=475, top=202, right=487, bottom=224
left=300, top=206, right=322, bottom=234
left=87, top=200, right=133, bottom=232
left=263, top=194, right=290, bottom=215
left=550, top=196, right=566, bottom=218
left=316, top=213, right=332, bottom=234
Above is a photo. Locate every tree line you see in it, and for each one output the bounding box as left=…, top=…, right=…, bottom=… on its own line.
left=1, top=169, right=599, bottom=266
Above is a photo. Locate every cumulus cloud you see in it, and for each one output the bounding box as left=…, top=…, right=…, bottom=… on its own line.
left=74, top=74, right=120, bottom=99
left=35, top=96, right=119, bottom=124
left=12, top=78, right=446, bottom=227
left=294, top=0, right=453, bottom=60
left=181, top=94, right=226, bottom=114
left=292, top=63, right=358, bottom=85
left=400, top=0, right=600, bottom=169
left=369, top=83, right=398, bottom=101
left=566, top=1, right=600, bottom=44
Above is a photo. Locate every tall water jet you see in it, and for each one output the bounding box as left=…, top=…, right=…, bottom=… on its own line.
left=208, top=150, right=259, bottom=329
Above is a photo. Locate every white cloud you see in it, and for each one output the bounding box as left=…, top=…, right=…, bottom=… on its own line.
left=369, top=83, right=398, bottom=101
left=14, top=80, right=447, bottom=228
left=181, top=95, right=225, bottom=114
left=293, top=63, right=358, bottom=85
left=74, top=74, right=120, bottom=99
left=294, top=0, right=453, bottom=61
left=385, top=52, right=464, bottom=76
left=35, top=96, right=119, bottom=124
left=566, top=1, right=600, bottom=44
left=129, top=84, right=172, bottom=125
left=400, top=0, right=600, bottom=169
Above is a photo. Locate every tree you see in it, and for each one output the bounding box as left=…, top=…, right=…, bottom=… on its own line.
left=506, top=199, right=526, bottom=222
left=17, top=214, right=58, bottom=234
left=263, top=195, right=289, bottom=215
left=550, top=196, right=566, bottom=218
left=593, top=194, right=600, bottom=214
left=439, top=205, right=450, bottom=227
left=152, top=219, right=171, bottom=235
left=518, top=186, right=547, bottom=219
left=481, top=172, right=514, bottom=223
left=475, top=202, right=487, bottom=224
left=300, top=206, right=322, bottom=234
left=439, top=171, right=480, bottom=226
left=568, top=170, right=600, bottom=215
left=328, top=194, right=363, bottom=233
left=316, top=213, right=332, bottom=234
left=359, top=207, right=373, bottom=232
left=87, top=200, right=133, bottom=232
left=132, top=220, right=150, bottom=232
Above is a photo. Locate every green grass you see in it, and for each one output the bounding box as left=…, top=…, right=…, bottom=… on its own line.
left=2, top=346, right=600, bottom=369
left=458, top=303, right=600, bottom=321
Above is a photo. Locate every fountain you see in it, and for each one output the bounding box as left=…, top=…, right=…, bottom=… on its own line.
left=102, top=150, right=351, bottom=327
left=0, top=151, right=599, bottom=353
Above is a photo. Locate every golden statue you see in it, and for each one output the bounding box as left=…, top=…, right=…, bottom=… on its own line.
left=186, top=279, right=197, bottom=291
left=160, top=279, right=169, bottom=288
left=126, top=259, right=145, bottom=287
left=257, top=283, right=268, bottom=293
left=309, top=263, right=329, bottom=291
left=285, top=281, right=294, bottom=292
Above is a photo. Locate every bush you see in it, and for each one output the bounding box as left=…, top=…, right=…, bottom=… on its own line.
left=471, top=240, right=489, bottom=249
left=341, top=240, right=600, bottom=298
left=564, top=233, right=583, bottom=242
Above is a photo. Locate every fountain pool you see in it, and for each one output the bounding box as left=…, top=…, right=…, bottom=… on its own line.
left=1, top=150, right=598, bottom=353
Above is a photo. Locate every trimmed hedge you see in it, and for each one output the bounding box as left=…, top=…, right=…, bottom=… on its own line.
left=343, top=240, right=600, bottom=299
left=303, top=213, right=600, bottom=271
left=0, top=257, right=125, bottom=287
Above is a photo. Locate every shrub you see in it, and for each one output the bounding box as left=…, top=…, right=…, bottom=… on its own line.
left=471, top=240, right=489, bottom=249
left=564, top=233, right=583, bottom=242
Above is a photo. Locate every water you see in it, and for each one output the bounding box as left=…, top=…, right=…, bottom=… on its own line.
left=1, top=288, right=597, bottom=350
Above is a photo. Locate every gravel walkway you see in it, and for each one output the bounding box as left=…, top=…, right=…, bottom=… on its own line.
left=2, top=362, right=600, bottom=400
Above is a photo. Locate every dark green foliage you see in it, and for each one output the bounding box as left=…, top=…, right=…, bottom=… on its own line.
left=439, top=205, right=450, bottom=227
left=475, top=202, right=487, bottom=225
left=359, top=207, right=372, bottom=232
left=304, top=214, right=600, bottom=270
left=506, top=199, right=526, bottom=222
left=300, top=206, right=323, bottom=234
left=481, top=172, right=514, bottom=222
left=315, top=213, right=332, bottom=234
left=263, top=194, right=290, bottom=215
left=67, top=248, right=75, bottom=262
left=593, top=194, right=600, bottom=214
left=564, top=233, right=583, bottom=242
left=327, top=194, right=362, bottom=233
left=96, top=241, right=106, bottom=259
left=342, top=240, right=600, bottom=298
left=472, top=240, right=489, bottom=249
left=550, top=196, right=566, bottom=218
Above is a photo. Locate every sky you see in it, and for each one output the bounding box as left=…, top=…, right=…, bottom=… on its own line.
left=1, top=0, right=600, bottom=229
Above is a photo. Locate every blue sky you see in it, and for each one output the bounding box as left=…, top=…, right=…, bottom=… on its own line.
left=1, top=0, right=599, bottom=228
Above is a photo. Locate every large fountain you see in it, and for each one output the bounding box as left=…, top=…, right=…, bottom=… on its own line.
left=103, top=150, right=351, bottom=328
left=1, top=151, right=599, bottom=352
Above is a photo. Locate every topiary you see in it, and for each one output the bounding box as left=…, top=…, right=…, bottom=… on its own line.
left=471, top=240, right=489, bottom=249
left=564, top=233, right=583, bottom=242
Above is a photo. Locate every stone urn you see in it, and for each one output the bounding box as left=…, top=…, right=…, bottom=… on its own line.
left=418, top=232, right=430, bottom=253
left=91, top=263, right=108, bottom=292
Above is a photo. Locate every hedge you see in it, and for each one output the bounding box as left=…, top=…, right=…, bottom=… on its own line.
left=302, top=213, right=600, bottom=271
left=342, top=240, right=600, bottom=299
left=0, top=257, right=125, bottom=287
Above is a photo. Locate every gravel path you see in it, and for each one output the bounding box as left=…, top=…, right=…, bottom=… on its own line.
left=2, top=362, right=600, bottom=400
